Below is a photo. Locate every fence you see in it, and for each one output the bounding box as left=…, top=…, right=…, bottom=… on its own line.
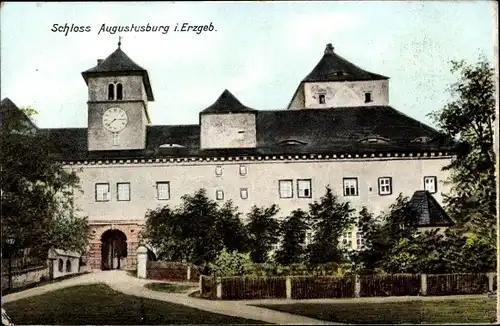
left=199, top=273, right=496, bottom=300
left=146, top=261, right=201, bottom=282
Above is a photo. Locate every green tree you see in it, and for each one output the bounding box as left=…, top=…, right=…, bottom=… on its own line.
left=428, top=57, right=496, bottom=244
left=140, top=189, right=249, bottom=266
left=246, top=204, right=280, bottom=263
left=274, top=209, right=309, bottom=265
left=207, top=248, right=253, bottom=277
left=428, top=57, right=496, bottom=272
left=217, top=201, right=249, bottom=253
left=307, top=186, right=355, bottom=265
left=1, top=103, right=91, bottom=255
left=382, top=230, right=446, bottom=274
left=355, top=195, right=419, bottom=273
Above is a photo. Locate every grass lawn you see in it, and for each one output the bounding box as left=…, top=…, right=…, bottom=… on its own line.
left=144, top=282, right=197, bottom=293
left=3, top=284, right=267, bottom=325
left=255, top=296, right=496, bottom=324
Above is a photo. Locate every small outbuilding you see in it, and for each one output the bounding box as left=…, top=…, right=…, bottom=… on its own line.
left=47, top=248, right=81, bottom=279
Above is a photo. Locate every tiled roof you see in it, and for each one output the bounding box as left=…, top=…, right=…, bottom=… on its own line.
left=302, top=44, right=389, bottom=83
left=409, top=190, right=454, bottom=227
left=200, top=90, right=257, bottom=114
left=36, top=105, right=455, bottom=161
left=0, top=98, right=38, bottom=131
left=81, top=47, right=154, bottom=101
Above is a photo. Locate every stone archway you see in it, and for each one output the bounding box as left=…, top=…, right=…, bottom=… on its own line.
left=101, top=229, right=128, bottom=270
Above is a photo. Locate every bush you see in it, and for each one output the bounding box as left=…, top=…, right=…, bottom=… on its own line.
left=207, top=248, right=253, bottom=277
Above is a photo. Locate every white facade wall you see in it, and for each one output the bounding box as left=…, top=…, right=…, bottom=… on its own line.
left=289, top=80, right=389, bottom=110
left=70, top=156, right=452, bottom=224
left=200, top=113, right=257, bottom=149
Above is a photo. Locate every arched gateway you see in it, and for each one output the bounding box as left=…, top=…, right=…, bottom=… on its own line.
left=101, top=229, right=128, bottom=270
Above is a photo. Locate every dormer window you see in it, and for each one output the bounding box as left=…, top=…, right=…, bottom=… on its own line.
left=117, top=83, right=123, bottom=100
left=358, top=135, right=390, bottom=144
left=411, top=136, right=432, bottom=144
left=108, top=84, right=115, bottom=100
left=158, top=144, right=185, bottom=148
left=365, top=92, right=372, bottom=103
left=278, top=139, right=308, bottom=146
left=318, top=94, right=326, bottom=104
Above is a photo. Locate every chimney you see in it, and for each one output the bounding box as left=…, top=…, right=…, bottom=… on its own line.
left=97, top=59, right=103, bottom=65
left=324, top=43, right=334, bottom=55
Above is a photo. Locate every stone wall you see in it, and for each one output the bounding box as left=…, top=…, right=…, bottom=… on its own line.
left=1, top=265, right=49, bottom=291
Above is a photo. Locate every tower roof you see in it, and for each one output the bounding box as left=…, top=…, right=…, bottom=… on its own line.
left=409, top=190, right=454, bottom=227
left=81, top=46, right=154, bottom=101
left=302, top=43, right=389, bottom=82
left=200, top=89, right=257, bottom=114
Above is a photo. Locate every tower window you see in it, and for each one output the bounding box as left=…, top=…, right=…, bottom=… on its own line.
left=108, top=84, right=115, bottom=100
left=318, top=94, right=326, bottom=104
left=116, top=83, right=123, bottom=100
left=112, top=132, right=120, bottom=146
left=365, top=92, right=372, bottom=103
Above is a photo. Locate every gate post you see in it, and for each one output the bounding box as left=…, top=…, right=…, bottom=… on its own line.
left=488, top=272, right=495, bottom=292
left=420, top=274, right=428, bottom=296
left=216, top=277, right=222, bottom=299
left=286, top=277, right=292, bottom=299
left=354, top=275, right=361, bottom=298
left=136, top=246, right=148, bottom=279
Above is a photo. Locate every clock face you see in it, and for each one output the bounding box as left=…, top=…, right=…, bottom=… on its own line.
left=102, top=107, right=128, bottom=132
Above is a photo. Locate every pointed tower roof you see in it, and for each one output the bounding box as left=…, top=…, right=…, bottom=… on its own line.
left=409, top=190, right=454, bottom=227
left=81, top=45, right=154, bottom=101
left=0, top=97, right=38, bottom=131
left=302, top=43, right=388, bottom=82
left=200, top=89, right=257, bottom=114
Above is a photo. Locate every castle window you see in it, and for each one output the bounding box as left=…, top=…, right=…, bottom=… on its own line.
left=305, top=231, right=313, bottom=246
left=112, top=133, right=120, bottom=146
left=239, top=165, right=247, bottom=176
left=356, top=231, right=365, bottom=249
left=117, top=182, right=130, bottom=201
left=341, top=232, right=353, bottom=248
left=116, top=83, right=123, bottom=100
left=216, top=189, right=224, bottom=200
left=157, top=182, right=170, bottom=200
left=279, top=180, right=293, bottom=198
left=108, top=84, right=115, bottom=100
left=378, top=177, right=392, bottom=196
left=318, top=94, right=326, bottom=104
left=240, top=188, right=248, bottom=200
left=215, top=165, right=223, bottom=177
left=423, top=176, right=437, bottom=194
left=343, top=178, right=358, bottom=196
left=95, top=183, right=110, bottom=202
left=297, top=179, right=312, bottom=198
left=365, top=92, right=372, bottom=103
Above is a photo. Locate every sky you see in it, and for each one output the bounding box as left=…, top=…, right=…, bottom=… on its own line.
left=0, top=1, right=496, bottom=129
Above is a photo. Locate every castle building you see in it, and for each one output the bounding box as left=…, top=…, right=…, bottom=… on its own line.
left=1, top=42, right=455, bottom=270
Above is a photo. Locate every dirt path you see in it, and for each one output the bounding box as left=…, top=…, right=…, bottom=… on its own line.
left=2, top=270, right=337, bottom=325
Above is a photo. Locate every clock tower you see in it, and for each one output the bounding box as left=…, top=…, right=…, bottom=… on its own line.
left=82, top=41, right=154, bottom=151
